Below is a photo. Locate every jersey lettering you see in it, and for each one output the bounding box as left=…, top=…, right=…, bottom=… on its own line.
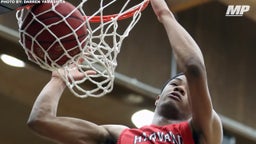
left=133, top=131, right=183, bottom=144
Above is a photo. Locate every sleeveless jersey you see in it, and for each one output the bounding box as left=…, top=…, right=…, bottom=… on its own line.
left=117, top=122, right=194, bottom=144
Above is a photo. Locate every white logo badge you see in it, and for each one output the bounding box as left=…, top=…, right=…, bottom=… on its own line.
left=226, top=5, right=250, bottom=16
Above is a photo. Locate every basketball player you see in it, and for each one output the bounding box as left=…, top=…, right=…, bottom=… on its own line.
left=27, top=0, right=223, bottom=143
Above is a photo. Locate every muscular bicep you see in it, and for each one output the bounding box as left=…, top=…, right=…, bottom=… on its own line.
left=185, top=65, right=222, bottom=143
left=186, top=69, right=213, bottom=126
left=29, top=116, right=112, bottom=144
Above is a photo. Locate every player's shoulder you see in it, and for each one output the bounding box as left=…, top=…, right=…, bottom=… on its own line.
left=101, top=124, right=129, bottom=141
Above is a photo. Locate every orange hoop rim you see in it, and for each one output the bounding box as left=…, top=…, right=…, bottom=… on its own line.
left=85, top=0, right=150, bottom=23
left=17, top=0, right=150, bottom=23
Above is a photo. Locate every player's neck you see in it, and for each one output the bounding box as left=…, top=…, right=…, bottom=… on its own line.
left=151, top=113, right=187, bottom=126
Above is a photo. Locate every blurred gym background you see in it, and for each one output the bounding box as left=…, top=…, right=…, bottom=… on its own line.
left=0, top=0, right=255, bottom=143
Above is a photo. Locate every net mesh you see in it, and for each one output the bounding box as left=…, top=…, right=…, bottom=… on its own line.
left=16, top=0, right=149, bottom=98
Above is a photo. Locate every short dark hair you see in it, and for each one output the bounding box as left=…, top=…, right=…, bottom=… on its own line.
left=159, top=72, right=184, bottom=94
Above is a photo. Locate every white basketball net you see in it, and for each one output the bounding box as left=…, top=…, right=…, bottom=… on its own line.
left=16, top=0, right=149, bottom=98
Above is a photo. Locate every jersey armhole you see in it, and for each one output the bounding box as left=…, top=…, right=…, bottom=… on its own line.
left=188, top=120, right=199, bottom=144
left=116, top=128, right=129, bottom=144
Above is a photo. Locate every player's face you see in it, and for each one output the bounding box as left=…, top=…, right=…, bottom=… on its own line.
left=155, top=75, right=191, bottom=119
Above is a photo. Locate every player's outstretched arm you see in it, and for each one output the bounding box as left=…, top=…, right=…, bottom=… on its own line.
left=150, top=0, right=222, bottom=143
left=27, top=67, right=127, bottom=144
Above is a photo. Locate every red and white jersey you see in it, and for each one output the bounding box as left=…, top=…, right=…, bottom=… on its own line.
left=117, top=122, right=194, bottom=144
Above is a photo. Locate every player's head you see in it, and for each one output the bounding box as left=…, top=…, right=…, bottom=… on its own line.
left=154, top=73, right=192, bottom=120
